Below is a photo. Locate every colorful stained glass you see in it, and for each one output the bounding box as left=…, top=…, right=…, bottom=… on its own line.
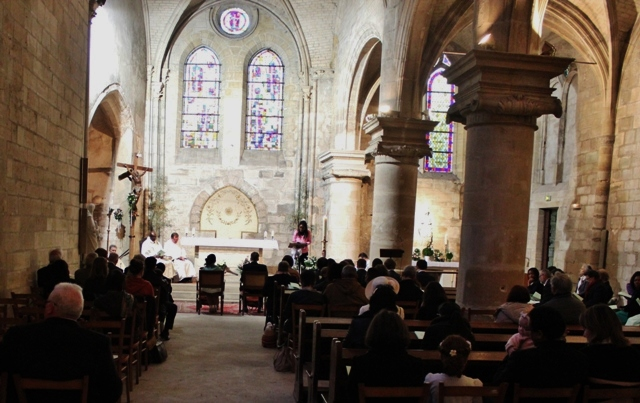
left=425, top=67, right=455, bottom=172
left=245, top=49, right=284, bottom=150
left=181, top=47, right=221, bottom=149
left=220, top=8, right=250, bottom=35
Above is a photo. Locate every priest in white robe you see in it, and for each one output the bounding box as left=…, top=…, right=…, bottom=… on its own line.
left=141, top=231, right=177, bottom=280
left=163, top=232, right=196, bottom=281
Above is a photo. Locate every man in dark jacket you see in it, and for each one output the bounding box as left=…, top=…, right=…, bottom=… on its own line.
left=0, top=283, right=122, bottom=403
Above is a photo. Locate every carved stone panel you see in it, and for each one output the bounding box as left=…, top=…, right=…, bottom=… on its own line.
left=200, top=186, right=258, bottom=238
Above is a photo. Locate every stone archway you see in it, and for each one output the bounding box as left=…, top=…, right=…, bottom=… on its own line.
left=189, top=179, right=268, bottom=238
left=200, top=187, right=259, bottom=238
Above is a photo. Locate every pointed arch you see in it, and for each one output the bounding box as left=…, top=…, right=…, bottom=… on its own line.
left=245, top=49, right=284, bottom=150
left=181, top=46, right=221, bottom=149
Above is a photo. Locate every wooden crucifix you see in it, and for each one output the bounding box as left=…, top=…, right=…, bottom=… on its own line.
left=116, top=158, right=153, bottom=258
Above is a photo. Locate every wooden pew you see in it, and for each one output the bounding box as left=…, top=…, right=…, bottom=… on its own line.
left=326, top=339, right=506, bottom=403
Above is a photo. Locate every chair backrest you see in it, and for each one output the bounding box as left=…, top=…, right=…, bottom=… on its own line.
left=582, top=384, right=640, bottom=402
left=242, top=272, right=267, bottom=290
left=438, top=382, right=508, bottom=403
left=358, top=383, right=430, bottom=403
left=396, top=300, right=420, bottom=320
left=199, top=270, right=225, bottom=290
left=12, top=375, right=89, bottom=403
left=291, top=303, right=325, bottom=349
left=327, top=304, right=361, bottom=318
left=1, top=371, right=7, bottom=403
left=513, top=384, right=580, bottom=403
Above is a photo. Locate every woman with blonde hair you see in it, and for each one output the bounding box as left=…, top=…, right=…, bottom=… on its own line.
left=581, top=304, right=640, bottom=385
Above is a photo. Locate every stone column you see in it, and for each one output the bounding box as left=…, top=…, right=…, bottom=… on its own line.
left=319, top=151, right=370, bottom=261
left=443, top=50, right=573, bottom=308
left=363, top=117, right=435, bottom=267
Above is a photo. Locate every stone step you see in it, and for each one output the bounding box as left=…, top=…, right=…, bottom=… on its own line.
left=170, top=275, right=241, bottom=303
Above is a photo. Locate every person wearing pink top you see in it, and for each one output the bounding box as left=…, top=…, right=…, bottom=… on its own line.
left=291, top=220, right=312, bottom=266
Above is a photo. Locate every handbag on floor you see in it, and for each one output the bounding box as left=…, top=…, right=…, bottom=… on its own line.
left=149, top=340, right=168, bottom=364
left=273, top=345, right=294, bottom=372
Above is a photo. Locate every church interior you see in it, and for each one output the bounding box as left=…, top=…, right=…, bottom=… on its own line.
left=2, top=0, right=640, bottom=309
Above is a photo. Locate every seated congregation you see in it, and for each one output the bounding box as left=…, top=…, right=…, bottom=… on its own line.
left=275, top=256, right=640, bottom=403
left=0, top=247, right=181, bottom=403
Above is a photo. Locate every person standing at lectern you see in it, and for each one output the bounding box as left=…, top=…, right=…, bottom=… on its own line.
left=291, top=220, right=312, bottom=266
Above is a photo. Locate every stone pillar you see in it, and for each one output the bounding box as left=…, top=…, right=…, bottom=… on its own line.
left=443, top=50, right=573, bottom=308
left=319, top=151, right=370, bottom=261
left=363, top=117, right=435, bottom=267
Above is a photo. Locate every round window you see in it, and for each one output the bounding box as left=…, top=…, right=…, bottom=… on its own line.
left=220, top=8, right=250, bottom=35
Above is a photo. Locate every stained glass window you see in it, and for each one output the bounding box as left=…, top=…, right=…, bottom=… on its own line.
left=181, top=47, right=221, bottom=149
left=245, top=49, right=284, bottom=150
left=425, top=66, right=455, bottom=172
left=220, top=8, right=250, bottom=35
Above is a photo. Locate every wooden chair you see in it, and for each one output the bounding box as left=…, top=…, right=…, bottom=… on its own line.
left=396, top=300, right=420, bottom=319
left=582, top=384, right=640, bottom=402
left=290, top=303, right=325, bottom=350
left=135, top=301, right=150, bottom=373
left=438, top=382, right=508, bottom=403
left=358, top=383, right=430, bottom=403
left=327, top=304, right=360, bottom=318
left=305, top=321, right=331, bottom=403
left=12, top=375, right=89, bottom=403
left=1, top=371, right=7, bottom=403
left=196, top=270, right=225, bottom=315
left=83, top=318, right=130, bottom=403
left=239, top=271, right=267, bottom=314
left=513, top=384, right=580, bottom=403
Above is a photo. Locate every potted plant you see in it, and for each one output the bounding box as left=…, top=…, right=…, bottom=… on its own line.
left=422, top=236, right=434, bottom=260
left=445, top=252, right=454, bottom=262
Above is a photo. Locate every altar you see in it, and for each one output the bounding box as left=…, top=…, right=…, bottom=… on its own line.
left=181, top=237, right=280, bottom=269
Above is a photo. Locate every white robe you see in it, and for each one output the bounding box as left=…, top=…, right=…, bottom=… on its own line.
left=140, top=237, right=177, bottom=280
left=163, top=240, right=195, bottom=280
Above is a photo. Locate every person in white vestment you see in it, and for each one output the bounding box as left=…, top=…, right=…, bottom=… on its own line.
left=140, top=231, right=177, bottom=280
left=163, top=232, right=196, bottom=282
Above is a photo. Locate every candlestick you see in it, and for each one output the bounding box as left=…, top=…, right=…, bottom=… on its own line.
left=323, top=215, right=327, bottom=240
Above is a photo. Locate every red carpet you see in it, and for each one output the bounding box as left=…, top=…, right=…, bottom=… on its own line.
left=175, top=301, right=263, bottom=316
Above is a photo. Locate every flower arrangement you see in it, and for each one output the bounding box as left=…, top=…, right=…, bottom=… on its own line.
left=412, top=249, right=421, bottom=261
left=303, top=256, right=318, bottom=269
left=446, top=252, right=454, bottom=262
left=113, top=208, right=123, bottom=222
left=127, top=192, right=138, bottom=212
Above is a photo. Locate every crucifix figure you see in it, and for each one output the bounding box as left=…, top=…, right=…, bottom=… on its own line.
left=117, top=157, right=153, bottom=258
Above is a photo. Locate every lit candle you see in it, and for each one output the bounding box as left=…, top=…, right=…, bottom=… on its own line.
left=323, top=215, right=327, bottom=240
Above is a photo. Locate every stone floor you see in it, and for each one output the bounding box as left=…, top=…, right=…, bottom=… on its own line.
left=129, top=313, right=295, bottom=402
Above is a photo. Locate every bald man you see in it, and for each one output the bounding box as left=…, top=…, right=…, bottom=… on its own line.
left=0, top=283, right=122, bottom=402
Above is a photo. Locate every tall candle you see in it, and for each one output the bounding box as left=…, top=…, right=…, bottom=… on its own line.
left=323, top=215, right=327, bottom=240
left=271, top=230, right=274, bottom=239
left=191, top=227, right=195, bottom=237
left=264, top=230, right=268, bottom=239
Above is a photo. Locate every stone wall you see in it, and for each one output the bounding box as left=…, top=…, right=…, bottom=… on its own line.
left=155, top=4, right=310, bottom=267
left=609, top=24, right=640, bottom=287
left=0, top=0, right=89, bottom=293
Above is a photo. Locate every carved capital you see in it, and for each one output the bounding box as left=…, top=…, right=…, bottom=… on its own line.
left=363, top=117, right=435, bottom=160
left=319, top=150, right=370, bottom=181
left=444, top=50, right=573, bottom=126
left=302, top=86, right=313, bottom=99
